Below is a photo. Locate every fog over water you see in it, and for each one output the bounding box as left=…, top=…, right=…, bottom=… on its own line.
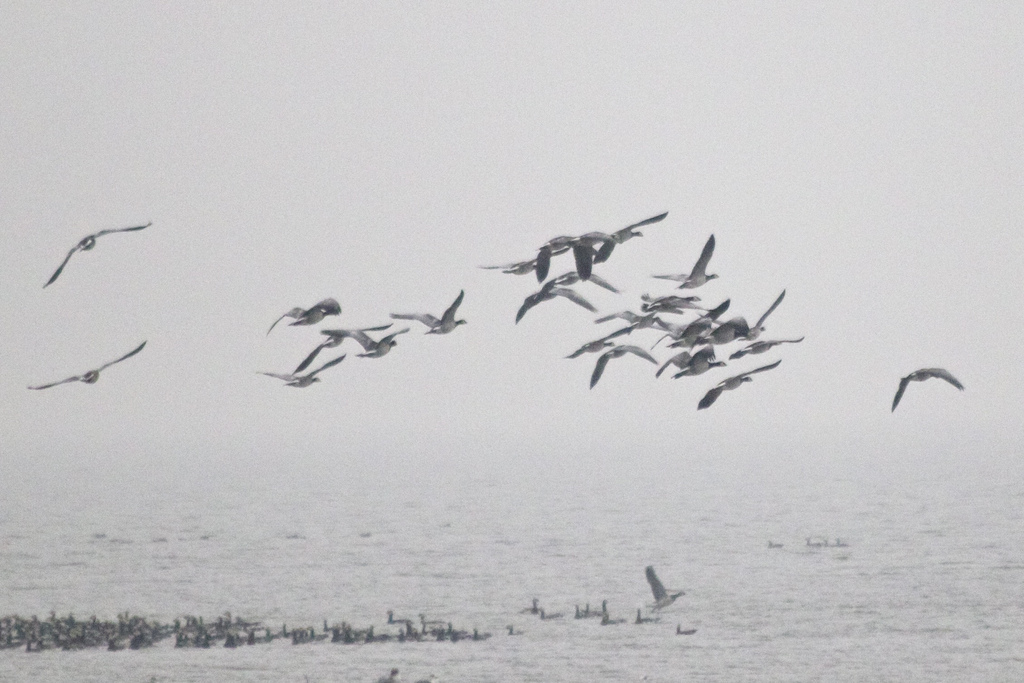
left=2, top=2, right=1024, bottom=680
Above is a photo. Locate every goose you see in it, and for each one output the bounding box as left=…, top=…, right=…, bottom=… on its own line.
left=676, top=625, right=697, bottom=635
left=375, top=669, right=400, bottom=683
left=516, top=286, right=596, bottom=323
left=645, top=566, right=684, bottom=610
left=664, top=346, right=724, bottom=379
left=520, top=599, right=540, bottom=615
left=479, top=258, right=537, bottom=276
left=590, top=345, right=658, bottom=389
left=565, top=329, right=631, bottom=359
left=538, top=609, right=563, bottom=620
left=534, top=235, right=576, bottom=282
left=547, top=270, right=620, bottom=294
left=29, top=341, right=147, bottom=390
left=353, top=328, right=410, bottom=358
left=259, top=354, right=346, bottom=388
left=635, top=609, right=658, bottom=624
left=656, top=300, right=731, bottom=349
left=506, top=624, right=522, bottom=635
left=708, top=291, right=786, bottom=344
left=891, top=368, right=964, bottom=411
left=640, top=294, right=705, bottom=315
left=767, top=541, right=784, bottom=549
left=653, top=234, right=717, bottom=289
left=588, top=212, right=669, bottom=266
left=744, top=290, right=786, bottom=340
left=266, top=298, right=341, bottom=335
left=600, top=613, right=626, bottom=625
left=594, top=310, right=667, bottom=331
left=44, top=222, right=151, bottom=287
left=697, top=359, right=781, bottom=410
left=293, top=324, right=392, bottom=373
left=729, top=337, right=804, bottom=360
left=391, top=290, right=466, bottom=334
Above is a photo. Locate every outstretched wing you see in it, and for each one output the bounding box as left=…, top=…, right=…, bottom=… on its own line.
left=739, top=359, right=782, bottom=379
left=620, top=345, right=657, bottom=364
left=590, top=352, right=613, bottom=389
left=44, top=247, right=80, bottom=288
left=97, top=341, right=147, bottom=371
left=260, top=372, right=297, bottom=382
left=93, top=222, right=152, bottom=238
left=587, top=273, right=619, bottom=293
left=922, top=368, right=964, bottom=391
left=441, top=290, right=465, bottom=324
left=295, top=342, right=330, bottom=374
left=309, top=353, right=346, bottom=377
left=624, top=212, right=668, bottom=231
left=892, top=376, right=912, bottom=412
left=691, top=234, right=716, bottom=278
left=646, top=566, right=668, bottom=602
left=28, top=375, right=83, bottom=390
left=391, top=313, right=440, bottom=327
left=572, top=244, right=594, bottom=280
left=268, top=307, right=305, bottom=335
left=755, top=290, right=786, bottom=329
left=552, top=288, right=597, bottom=312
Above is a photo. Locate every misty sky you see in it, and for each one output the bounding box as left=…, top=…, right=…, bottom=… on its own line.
left=2, top=3, right=1022, bottom=485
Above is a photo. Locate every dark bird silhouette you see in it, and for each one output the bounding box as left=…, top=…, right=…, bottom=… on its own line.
left=44, top=222, right=151, bottom=287
left=267, top=298, right=341, bottom=335
left=729, top=337, right=804, bottom=360
left=645, top=566, right=684, bottom=610
left=29, top=341, right=147, bottom=390
left=516, top=286, right=596, bottom=323
left=891, top=368, right=964, bottom=411
left=293, top=324, right=392, bottom=373
left=391, top=290, right=466, bottom=334
left=697, top=359, right=781, bottom=410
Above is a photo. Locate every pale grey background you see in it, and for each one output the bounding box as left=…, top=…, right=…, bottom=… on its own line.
left=2, top=2, right=1022, bottom=488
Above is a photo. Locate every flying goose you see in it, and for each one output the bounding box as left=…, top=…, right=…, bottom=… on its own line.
left=547, top=270, right=620, bottom=293
left=697, top=359, right=782, bottom=410
left=744, top=290, right=786, bottom=340
left=28, top=341, right=147, bottom=390
left=293, top=324, right=392, bottom=373
left=645, top=566, right=684, bottom=610
left=665, top=346, right=724, bottom=379
left=656, top=300, right=731, bottom=349
left=653, top=234, right=717, bottom=289
left=259, top=354, right=346, bottom=388
left=516, top=286, right=597, bottom=324
left=44, top=222, right=152, bottom=287
left=566, top=329, right=631, bottom=358
left=391, top=290, right=466, bottom=334
left=534, top=235, right=576, bottom=282
left=891, top=368, right=964, bottom=411
left=729, top=337, right=804, bottom=360
left=479, top=258, right=538, bottom=276
left=640, top=293, right=705, bottom=315
left=588, top=211, right=669, bottom=266
left=590, top=345, right=658, bottom=389
left=267, top=298, right=341, bottom=335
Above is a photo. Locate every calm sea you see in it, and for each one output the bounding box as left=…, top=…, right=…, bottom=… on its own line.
left=2, top=450, right=1023, bottom=682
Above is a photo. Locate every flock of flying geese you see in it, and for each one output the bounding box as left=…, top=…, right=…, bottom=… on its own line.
left=29, top=217, right=964, bottom=411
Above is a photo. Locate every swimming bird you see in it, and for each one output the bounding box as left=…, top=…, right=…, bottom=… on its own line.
left=676, top=625, right=697, bottom=635
left=516, top=286, right=596, bottom=324
left=653, top=234, right=717, bottom=289
left=521, top=599, right=540, bottom=615
left=697, top=359, right=782, bottom=410
left=600, top=613, right=626, bottom=625
left=729, top=337, right=804, bottom=360
left=44, top=222, right=151, bottom=287
left=259, top=354, right=346, bottom=388
left=506, top=624, right=522, bottom=635
left=590, top=345, right=658, bottom=389
left=538, top=609, right=563, bottom=620
left=645, top=566, right=684, bottom=610
left=28, top=341, right=147, bottom=390
left=390, top=290, right=466, bottom=334
left=294, top=324, right=393, bottom=372
left=891, top=368, right=964, bottom=411
left=267, top=298, right=341, bottom=335
left=635, top=609, right=658, bottom=624
left=767, top=541, right=784, bottom=549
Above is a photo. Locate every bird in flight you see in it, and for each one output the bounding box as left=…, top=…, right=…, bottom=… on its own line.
left=697, top=359, right=782, bottom=410
left=891, top=368, right=964, bottom=412
left=260, top=353, right=346, bottom=388
left=729, top=337, right=804, bottom=360
left=516, top=285, right=597, bottom=324
left=28, top=341, right=147, bottom=390
left=645, top=566, right=684, bottom=610
left=653, top=234, right=717, bottom=289
left=391, top=290, right=467, bottom=334
left=293, top=324, right=393, bottom=373
left=44, top=222, right=152, bottom=287
left=590, top=345, right=657, bottom=389
left=267, top=298, right=341, bottom=335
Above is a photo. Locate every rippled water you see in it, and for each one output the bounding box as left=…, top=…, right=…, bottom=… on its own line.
left=2, top=451, right=1023, bottom=682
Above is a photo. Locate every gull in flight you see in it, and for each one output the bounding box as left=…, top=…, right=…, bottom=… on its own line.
left=891, top=368, right=964, bottom=412
left=29, top=341, right=147, bottom=389
left=267, top=298, right=341, bottom=335
left=391, top=290, right=467, bottom=334
left=260, top=354, right=346, bottom=388
left=730, top=337, right=804, bottom=360
left=645, top=566, right=684, bottom=610
left=44, top=222, right=152, bottom=287
left=697, top=359, right=782, bottom=410
left=293, top=324, right=392, bottom=373
left=590, top=345, right=657, bottom=389
left=653, top=234, right=717, bottom=289
left=516, top=285, right=596, bottom=324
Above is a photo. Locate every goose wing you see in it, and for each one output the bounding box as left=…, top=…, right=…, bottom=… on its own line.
left=44, top=246, right=80, bottom=288
left=535, top=246, right=552, bottom=282
left=515, top=291, right=547, bottom=324
left=589, top=351, right=615, bottom=389
left=690, top=234, right=716, bottom=278
left=618, top=345, right=657, bottom=364
left=645, top=566, right=668, bottom=602
left=390, top=313, right=441, bottom=327
left=308, top=353, right=346, bottom=377
left=96, top=341, right=147, bottom=371
left=587, top=273, right=620, bottom=293
left=310, top=298, right=341, bottom=316
left=754, top=290, right=786, bottom=329
left=294, top=342, right=330, bottom=374
left=268, top=307, right=305, bottom=335
left=892, top=376, right=912, bottom=412
left=93, top=222, right=152, bottom=238
left=738, top=359, right=782, bottom=379
left=551, top=287, right=597, bottom=312
left=920, top=367, right=964, bottom=391
left=29, top=374, right=84, bottom=390
left=572, top=244, right=594, bottom=280
left=260, top=372, right=297, bottom=382
left=697, top=385, right=725, bottom=410
left=440, top=290, right=465, bottom=324
left=623, top=211, right=669, bottom=231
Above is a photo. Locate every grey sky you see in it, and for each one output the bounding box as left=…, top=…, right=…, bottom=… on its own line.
left=2, top=3, right=1022, bottom=483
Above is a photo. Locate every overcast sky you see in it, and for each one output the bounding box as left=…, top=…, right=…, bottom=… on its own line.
left=2, top=2, right=1022, bottom=487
